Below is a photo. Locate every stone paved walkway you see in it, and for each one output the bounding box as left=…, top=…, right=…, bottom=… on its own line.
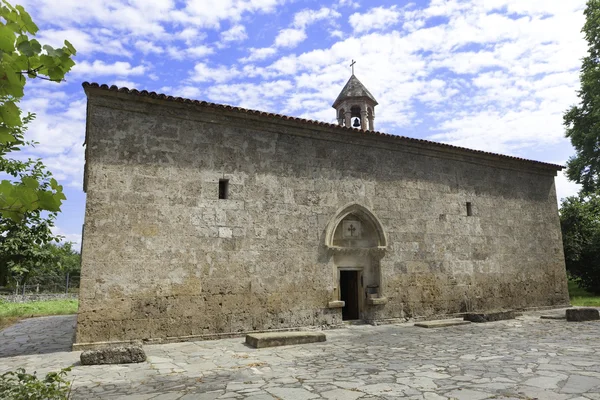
left=0, top=315, right=75, bottom=357
left=1, top=310, right=600, bottom=399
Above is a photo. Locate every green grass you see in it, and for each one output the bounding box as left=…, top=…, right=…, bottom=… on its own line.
left=0, top=299, right=79, bottom=330
left=569, top=280, right=600, bottom=307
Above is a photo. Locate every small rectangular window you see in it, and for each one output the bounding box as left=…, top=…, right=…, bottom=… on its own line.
left=219, top=179, right=229, bottom=199
left=466, top=202, right=472, bottom=216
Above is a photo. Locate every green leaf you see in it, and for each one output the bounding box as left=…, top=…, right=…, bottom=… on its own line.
left=63, top=40, right=76, bottom=55
left=15, top=5, right=38, bottom=34
left=21, top=176, right=38, bottom=189
left=42, top=44, right=57, bottom=57
left=2, top=9, right=18, bottom=23
left=0, top=126, right=14, bottom=144
left=47, top=66, right=64, bottom=81
left=39, top=54, right=55, bottom=69
left=0, top=25, right=15, bottom=53
left=4, top=22, right=21, bottom=33
left=0, top=101, right=21, bottom=127
left=10, top=53, right=28, bottom=70
left=29, top=39, right=41, bottom=54
left=16, top=39, right=34, bottom=57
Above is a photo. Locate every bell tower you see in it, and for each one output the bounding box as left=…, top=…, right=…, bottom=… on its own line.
left=332, top=61, right=378, bottom=131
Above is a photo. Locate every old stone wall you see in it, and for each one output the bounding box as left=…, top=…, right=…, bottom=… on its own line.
left=75, top=89, right=569, bottom=347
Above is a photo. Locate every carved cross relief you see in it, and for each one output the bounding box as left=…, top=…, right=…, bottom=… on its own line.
left=342, top=220, right=361, bottom=239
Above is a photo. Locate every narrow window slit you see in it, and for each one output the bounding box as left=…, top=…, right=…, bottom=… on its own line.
left=466, top=202, right=472, bottom=216
left=219, top=179, right=229, bottom=199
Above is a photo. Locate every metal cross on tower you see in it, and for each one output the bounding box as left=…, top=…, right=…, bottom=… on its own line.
left=350, top=59, right=356, bottom=75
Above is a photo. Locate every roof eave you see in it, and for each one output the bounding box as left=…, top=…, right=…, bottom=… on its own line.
left=82, top=82, right=564, bottom=173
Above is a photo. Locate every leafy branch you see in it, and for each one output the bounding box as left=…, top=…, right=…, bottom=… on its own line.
left=0, top=0, right=76, bottom=221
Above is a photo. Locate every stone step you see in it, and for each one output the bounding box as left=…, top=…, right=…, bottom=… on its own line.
left=246, top=331, right=326, bottom=348
left=540, top=313, right=566, bottom=320
left=414, top=319, right=471, bottom=328
left=566, top=308, right=600, bottom=322
left=464, top=311, right=516, bottom=323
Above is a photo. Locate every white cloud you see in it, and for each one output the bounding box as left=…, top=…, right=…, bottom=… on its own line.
left=269, top=6, right=344, bottom=51
left=176, top=28, right=207, bottom=45
left=274, top=28, right=307, bottom=48
left=37, top=28, right=131, bottom=57
left=135, top=40, right=163, bottom=54
left=20, top=96, right=85, bottom=158
left=240, top=47, right=278, bottom=63
left=293, top=7, right=341, bottom=29
left=329, top=29, right=344, bottom=39
left=338, top=0, right=360, bottom=8
left=173, top=0, right=284, bottom=29
left=190, top=63, right=239, bottom=83
left=51, top=226, right=82, bottom=250
left=349, top=6, right=401, bottom=34
left=206, top=80, right=294, bottom=110
left=155, top=85, right=202, bottom=99
left=110, top=80, right=138, bottom=88
left=72, top=61, right=147, bottom=77
left=239, top=0, right=587, bottom=159
left=221, top=24, right=248, bottom=42
left=186, top=45, right=215, bottom=58
left=167, top=45, right=215, bottom=60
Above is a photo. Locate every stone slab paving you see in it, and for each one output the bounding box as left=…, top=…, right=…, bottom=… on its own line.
left=1, top=309, right=600, bottom=399
left=0, top=315, right=76, bottom=357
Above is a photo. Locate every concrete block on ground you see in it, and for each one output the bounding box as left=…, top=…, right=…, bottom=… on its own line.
left=566, top=308, right=600, bottom=322
left=246, top=331, right=326, bottom=348
left=464, top=311, right=516, bottom=323
left=80, top=345, right=146, bottom=365
left=414, top=319, right=471, bottom=328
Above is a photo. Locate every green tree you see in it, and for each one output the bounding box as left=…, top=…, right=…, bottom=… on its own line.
left=560, top=193, right=600, bottom=294
left=44, top=241, right=80, bottom=275
left=564, top=0, right=600, bottom=193
left=0, top=1, right=76, bottom=221
left=0, top=148, right=61, bottom=287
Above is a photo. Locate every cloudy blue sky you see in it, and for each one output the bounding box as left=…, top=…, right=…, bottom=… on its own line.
left=16, top=0, right=587, bottom=247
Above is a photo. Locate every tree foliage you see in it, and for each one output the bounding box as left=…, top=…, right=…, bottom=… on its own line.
left=0, top=148, right=61, bottom=287
left=0, top=1, right=75, bottom=221
left=560, top=193, right=600, bottom=294
left=564, top=0, right=600, bottom=194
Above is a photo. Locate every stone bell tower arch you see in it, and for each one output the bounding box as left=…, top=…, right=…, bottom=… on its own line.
left=332, top=62, right=378, bottom=131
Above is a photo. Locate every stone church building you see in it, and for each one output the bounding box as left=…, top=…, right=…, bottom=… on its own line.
left=75, top=75, right=569, bottom=349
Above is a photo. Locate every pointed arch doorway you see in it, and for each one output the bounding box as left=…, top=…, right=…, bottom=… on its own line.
left=325, top=203, right=388, bottom=321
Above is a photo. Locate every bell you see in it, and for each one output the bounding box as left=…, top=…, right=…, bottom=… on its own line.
left=353, top=118, right=361, bottom=127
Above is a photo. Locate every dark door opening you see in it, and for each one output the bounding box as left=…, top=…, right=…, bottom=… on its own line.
left=340, top=270, right=359, bottom=321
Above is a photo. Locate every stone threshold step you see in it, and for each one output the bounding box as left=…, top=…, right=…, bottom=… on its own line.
left=540, top=314, right=566, bottom=320
left=414, top=319, right=471, bottom=328
left=464, top=311, right=516, bottom=323
left=246, top=331, right=326, bottom=348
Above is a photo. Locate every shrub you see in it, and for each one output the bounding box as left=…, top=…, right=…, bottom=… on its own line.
left=0, top=367, right=71, bottom=399
left=560, top=194, right=600, bottom=295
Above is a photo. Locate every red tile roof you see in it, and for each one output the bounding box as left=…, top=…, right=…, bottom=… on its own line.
left=82, top=82, right=563, bottom=171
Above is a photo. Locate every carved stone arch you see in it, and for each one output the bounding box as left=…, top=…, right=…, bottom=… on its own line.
left=325, top=202, right=388, bottom=251
left=325, top=203, right=388, bottom=319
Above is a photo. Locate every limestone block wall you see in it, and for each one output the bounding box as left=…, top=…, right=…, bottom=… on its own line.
left=75, top=88, right=569, bottom=347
